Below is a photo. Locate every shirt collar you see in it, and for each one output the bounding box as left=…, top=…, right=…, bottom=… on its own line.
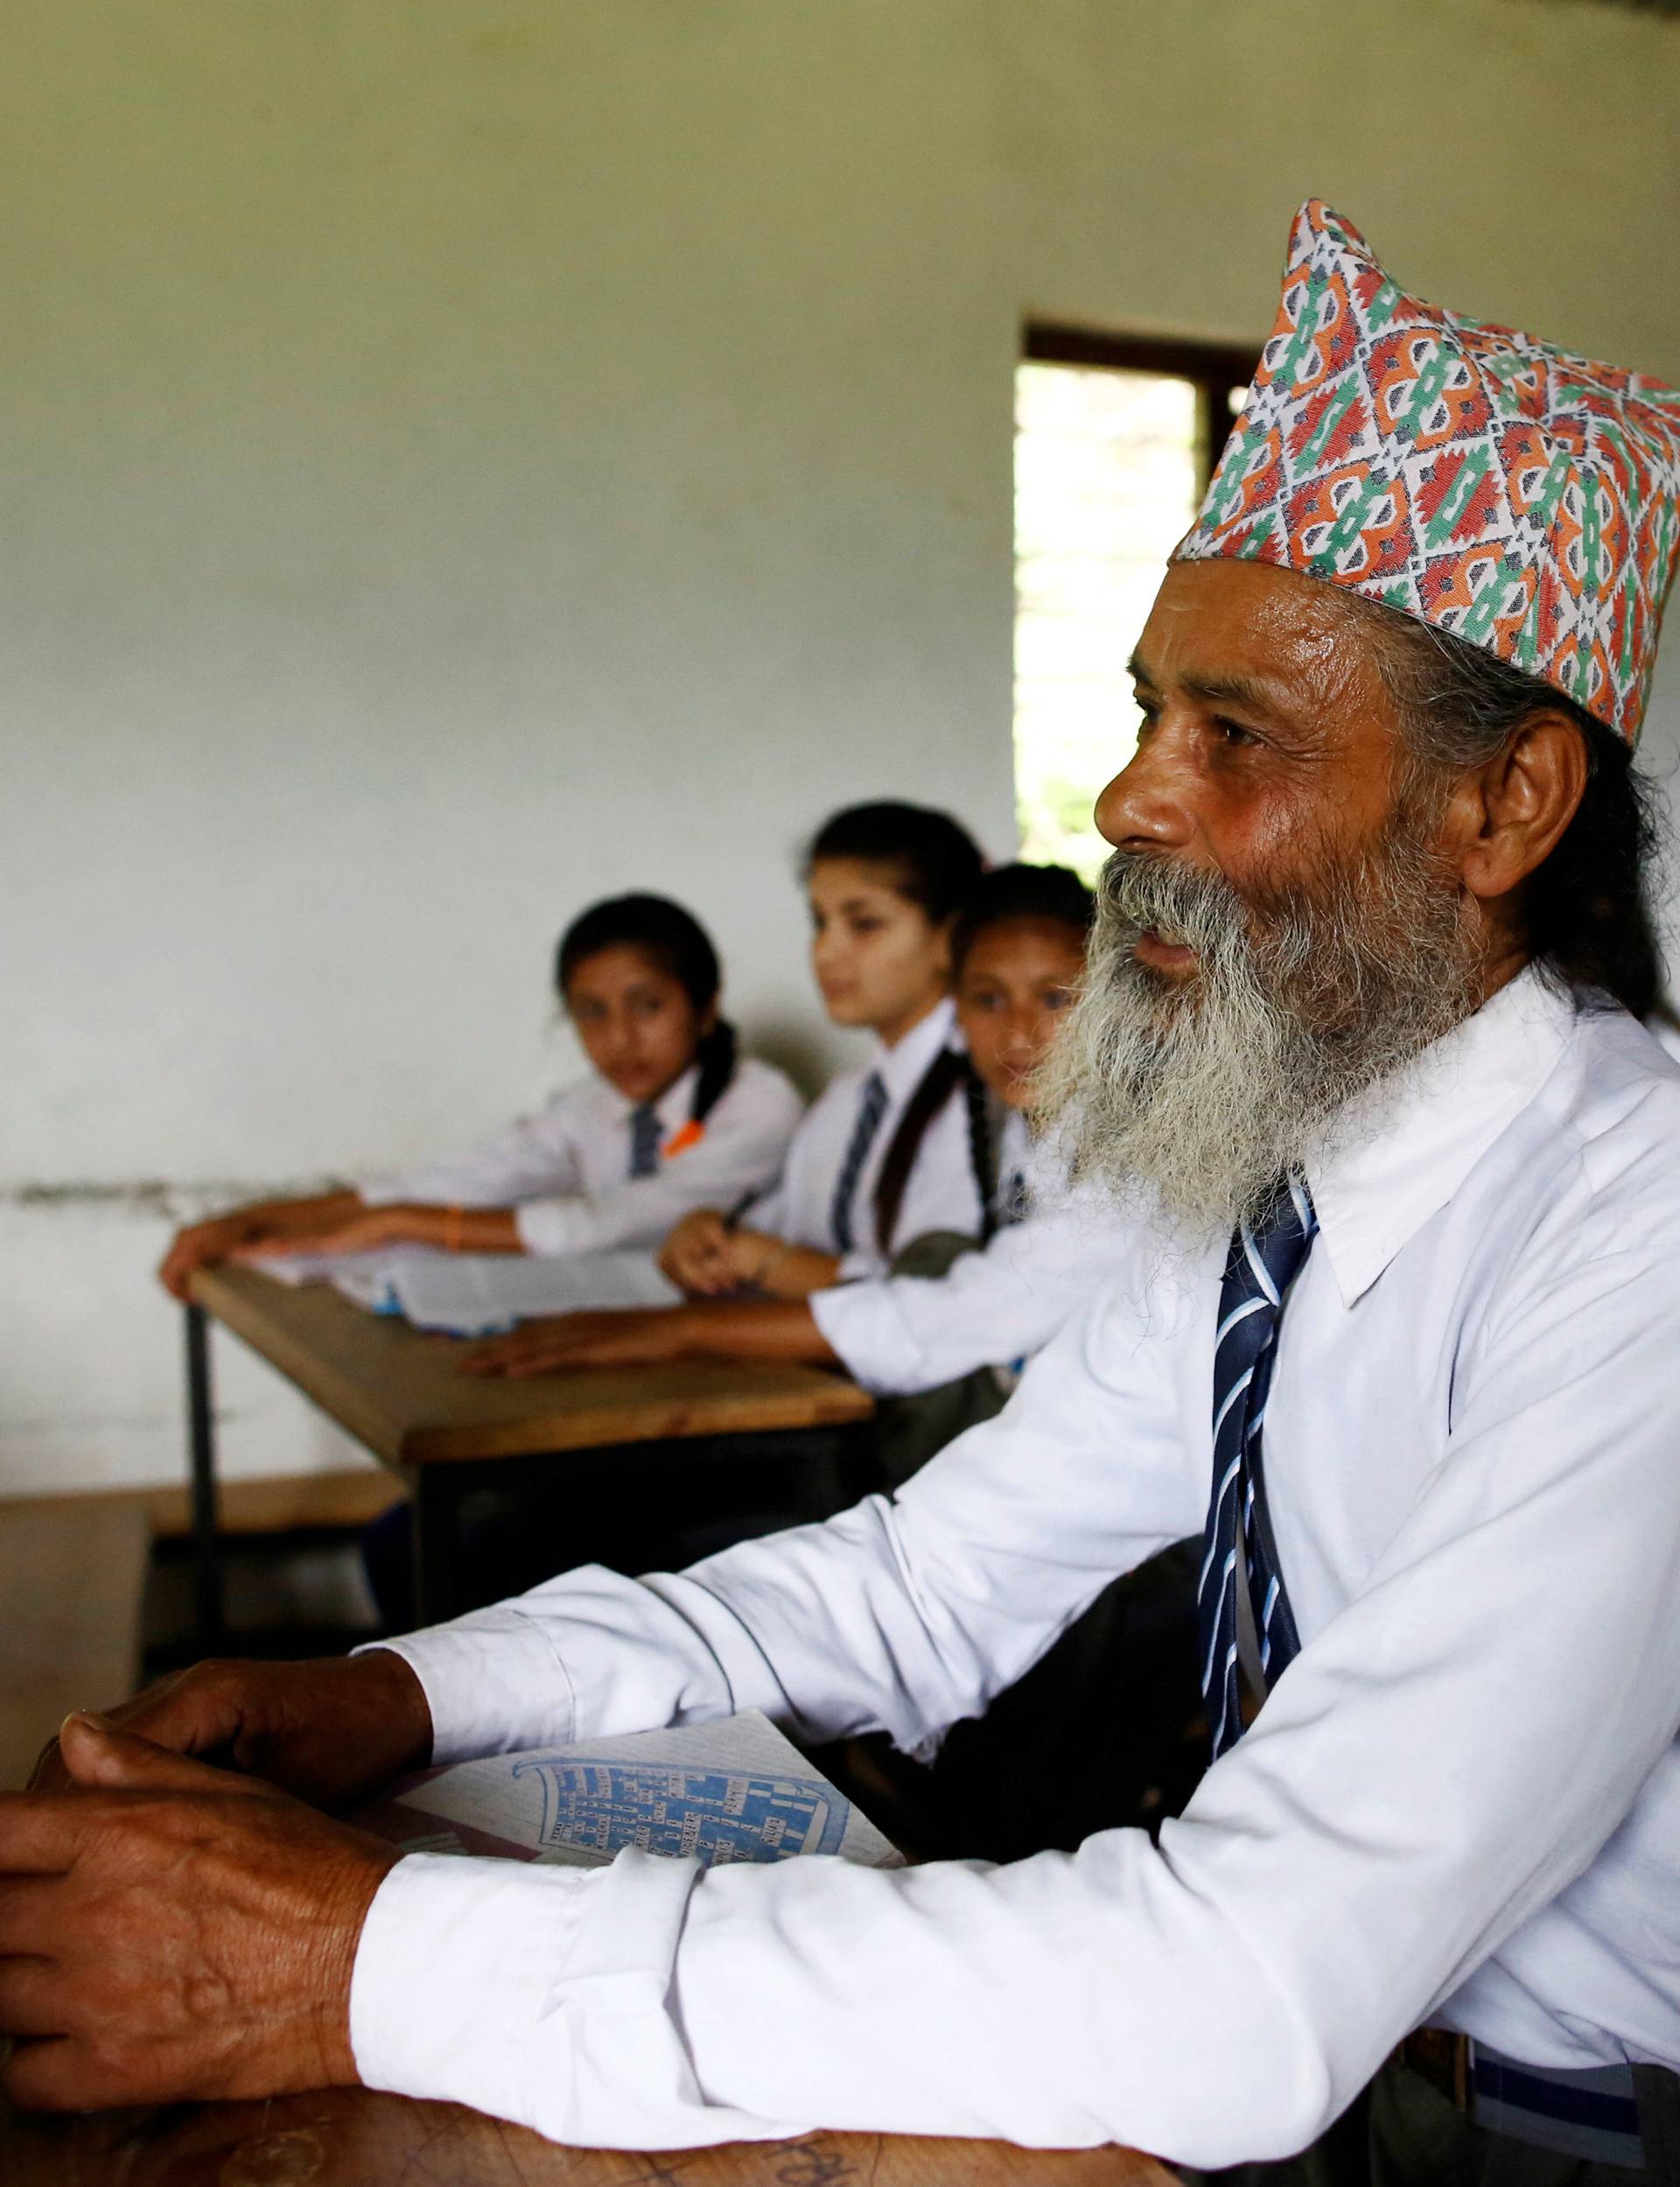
left=1304, top=966, right=1578, bottom=1307
left=872, top=994, right=958, bottom=1099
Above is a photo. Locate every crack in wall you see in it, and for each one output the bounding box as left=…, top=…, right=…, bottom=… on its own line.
left=4, top=1179, right=351, bottom=1220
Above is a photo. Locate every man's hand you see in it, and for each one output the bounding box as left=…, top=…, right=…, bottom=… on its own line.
left=461, top=1307, right=694, bottom=1377
left=28, top=1651, right=431, bottom=1808
left=0, top=1717, right=397, bottom=2111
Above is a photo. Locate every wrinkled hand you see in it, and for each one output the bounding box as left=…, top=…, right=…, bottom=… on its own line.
left=461, top=1307, right=691, bottom=1377
left=28, top=1650, right=431, bottom=1809
left=0, top=1715, right=398, bottom=2111
left=158, top=1212, right=276, bottom=1300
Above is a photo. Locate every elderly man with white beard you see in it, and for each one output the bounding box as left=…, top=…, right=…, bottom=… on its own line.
left=9, top=203, right=1680, bottom=2183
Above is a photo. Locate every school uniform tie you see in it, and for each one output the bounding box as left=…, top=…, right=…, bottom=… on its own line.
left=1198, top=1174, right=1317, bottom=1760
left=998, top=1166, right=1029, bottom=1228
left=829, top=1070, right=889, bottom=1254
left=627, top=1103, right=662, bottom=1180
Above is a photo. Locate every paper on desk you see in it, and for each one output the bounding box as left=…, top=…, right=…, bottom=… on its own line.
left=388, top=1250, right=679, bottom=1336
left=248, top=1245, right=676, bottom=1332
left=251, top=1245, right=445, bottom=1308
left=352, top=1709, right=901, bottom=1872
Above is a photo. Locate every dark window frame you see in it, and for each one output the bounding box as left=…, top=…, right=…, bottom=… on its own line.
left=1023, top=322, right=1259, bottom=494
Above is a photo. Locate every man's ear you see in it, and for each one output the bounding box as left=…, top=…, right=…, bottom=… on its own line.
left=1453, top=712, right=1590, bottom=902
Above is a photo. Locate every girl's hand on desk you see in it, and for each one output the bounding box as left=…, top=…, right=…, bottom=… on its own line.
left=461, top=1307, right=691, bottom=1377
left=682, top=1224, right=800, bottom=1294
left=658, top=1208, right=737, bottom=1293
left=241, top=1206, right=522, bottom=1261
left=159, top=1212, right=276, bottom=1300
left=237, top=1209, right=396, bottom=1262
left=27, top=1650, right=432, bottom=1811
left=0, top=1717, right=396, bottom=2110
left=160, top=1192, right=367, bottom=1299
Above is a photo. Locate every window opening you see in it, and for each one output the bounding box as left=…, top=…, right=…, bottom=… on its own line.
left=1014, top=326, right=1255, bottom=879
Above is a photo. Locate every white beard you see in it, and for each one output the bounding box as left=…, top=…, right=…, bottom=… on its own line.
left=1037, top=827, right=1483, bottom=1242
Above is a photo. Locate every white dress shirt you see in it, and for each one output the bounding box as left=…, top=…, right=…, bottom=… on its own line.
left=359, top=1055, right=803, bottom=1259
left=745, top=996, right=986, bottom=1279
left=809, top=1116, right=1130, bottom=1394
left=353, top=972, right=1680, bottom=2169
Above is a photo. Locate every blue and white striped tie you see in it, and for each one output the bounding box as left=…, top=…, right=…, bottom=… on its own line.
left=998, top=1165, right=1029, bottom=1228
left=1198, top=1174, right=1317, bottom=1759
left=627, top=1103, right=662, bottom=1179
left=829, top=1070, right=889, bottom=1254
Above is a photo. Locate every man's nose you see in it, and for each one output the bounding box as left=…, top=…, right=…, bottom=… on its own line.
left=1095, top=728, right=1198, bottom=852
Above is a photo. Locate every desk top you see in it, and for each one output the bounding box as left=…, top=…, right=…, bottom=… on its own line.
left=189, top=1267, right=874, bottom=1468
left=0, top=2087, right=1176, bottom=2186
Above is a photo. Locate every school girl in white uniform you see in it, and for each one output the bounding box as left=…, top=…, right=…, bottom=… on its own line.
left=464, top=864, right=1126, bottom=1399
left=658, top=802, right=990, bottom=1305
left=158, top=894, right=803, bottom=1297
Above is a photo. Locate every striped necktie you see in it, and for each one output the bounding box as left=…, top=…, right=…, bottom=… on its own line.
left=998, top=1166, right=1029, bottom=1228
left=1198, top=1174, right=1318, bottom=1759
left=829, top=1069, right=889, bottom=1253
left=627, top=1102, right=662, bottom=1179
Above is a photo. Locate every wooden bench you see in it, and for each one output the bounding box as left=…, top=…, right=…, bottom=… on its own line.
left=0, top=1499, right=150, bottom=1790
left=0, top=1469, right=403, bottom=1788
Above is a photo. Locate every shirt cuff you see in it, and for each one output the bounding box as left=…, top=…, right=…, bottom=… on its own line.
left=358, top=1607, right=578, bottom=1763
left=352, top=1847, right=791, bottom=2149
left=514, top=1199, right=580, bottom=1257
left=351, top=1852, right=595, bottom=2121
left=808, top=1284, right=914, bottom=1395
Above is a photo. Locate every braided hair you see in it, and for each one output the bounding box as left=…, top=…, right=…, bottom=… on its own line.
left=870, top=864, right=1099, bottom=1251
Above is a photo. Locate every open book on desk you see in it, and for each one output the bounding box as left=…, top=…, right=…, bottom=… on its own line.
left=389, top=1249, right=678, bottom=1335
left=249, top=1245, right=678, bottom=1335
left=352, top=1708, right=900, bottom=1872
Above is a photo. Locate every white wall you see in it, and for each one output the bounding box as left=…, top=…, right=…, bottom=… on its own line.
left=6, top=0, right=1680, bottom=1494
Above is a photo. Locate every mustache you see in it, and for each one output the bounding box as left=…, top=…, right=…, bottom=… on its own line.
left=1093, top=848, right=1311, bottom=996
left=1095, top=848, right=1242, bottom=951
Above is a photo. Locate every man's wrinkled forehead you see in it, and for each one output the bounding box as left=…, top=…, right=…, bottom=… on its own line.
left=1131, top=560, right=1395, bottom=743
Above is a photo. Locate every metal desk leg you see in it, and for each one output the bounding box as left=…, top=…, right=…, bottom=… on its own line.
left=410, top=1468, right=460, bottom=1630
left=185, top=1302, right=225, bottom=1648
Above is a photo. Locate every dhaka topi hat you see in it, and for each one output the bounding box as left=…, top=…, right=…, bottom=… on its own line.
left=1173, top=200, right=1680, bottom=747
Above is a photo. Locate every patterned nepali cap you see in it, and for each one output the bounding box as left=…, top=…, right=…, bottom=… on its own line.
left=1173, top=200, right=1680, bottom=746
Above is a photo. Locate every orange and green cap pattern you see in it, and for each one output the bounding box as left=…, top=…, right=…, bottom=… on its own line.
left=1174, top=200, right=1680, bottom=746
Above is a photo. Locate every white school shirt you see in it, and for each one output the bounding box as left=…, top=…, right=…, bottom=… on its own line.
left=359, top=1056, right=803, bottom=1258
left=745, top=995, right=985, bottom=1279
left=808, top=1114, right=1130, bottom=1394
left=352, top=971, right=1680, bottom=2169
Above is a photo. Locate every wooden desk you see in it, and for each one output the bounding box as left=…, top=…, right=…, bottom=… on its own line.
left=0, top=2088, right=1176, bottom=2186
left=184, top=1268, right=875, bottom=1630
